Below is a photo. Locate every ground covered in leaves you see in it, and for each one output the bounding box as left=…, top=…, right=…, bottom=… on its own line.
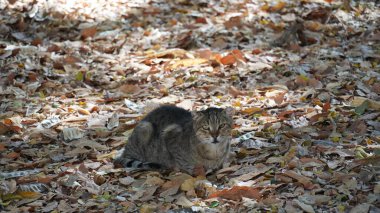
left=1, top=0, right=380, bottom=212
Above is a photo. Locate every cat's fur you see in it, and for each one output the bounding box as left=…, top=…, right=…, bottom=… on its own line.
left=114, top=105, right=234, bottom=174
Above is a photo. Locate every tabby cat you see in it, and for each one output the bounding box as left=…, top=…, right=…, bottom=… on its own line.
left=114, top=105, right=234, bottom=174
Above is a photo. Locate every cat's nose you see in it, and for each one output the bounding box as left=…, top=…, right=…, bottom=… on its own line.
left=212, top=137, right=218, bottom=143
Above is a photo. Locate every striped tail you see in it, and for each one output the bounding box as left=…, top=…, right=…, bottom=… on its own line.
left=114, top=157, right=162, bottom=171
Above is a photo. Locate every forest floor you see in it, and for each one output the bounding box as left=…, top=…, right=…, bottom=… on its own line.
left=0, top=0, right=379, bottom=212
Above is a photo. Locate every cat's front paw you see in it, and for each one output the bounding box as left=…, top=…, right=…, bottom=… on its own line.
left=161, top=124, right=182, bottom=140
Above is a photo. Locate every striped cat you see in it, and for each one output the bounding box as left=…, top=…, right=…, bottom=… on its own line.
left=114, top=105, right=234, bottom=174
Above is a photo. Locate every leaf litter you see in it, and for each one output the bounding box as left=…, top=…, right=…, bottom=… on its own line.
left=0, top=0, right=380, bottom=212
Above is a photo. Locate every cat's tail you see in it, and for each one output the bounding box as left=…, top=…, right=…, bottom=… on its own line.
left=114, top=157, right=162, bottom=171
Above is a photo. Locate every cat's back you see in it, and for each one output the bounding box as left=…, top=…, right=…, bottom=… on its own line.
left=142, top=105, right=192, bottom=126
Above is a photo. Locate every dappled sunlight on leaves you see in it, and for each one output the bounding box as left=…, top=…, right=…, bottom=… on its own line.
left=0, top=0, right=380, bottom=212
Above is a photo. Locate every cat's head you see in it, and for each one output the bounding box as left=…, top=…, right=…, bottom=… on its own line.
left=192, top=107, right=234, bottom=144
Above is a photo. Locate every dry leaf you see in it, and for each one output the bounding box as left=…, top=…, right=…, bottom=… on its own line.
left=5, top=152, right=20, bottom=159
left=349, top=96, right=380, bottom=110
left=209, top=186, right=262, bottom=201
left=282, top=170, right=316, bottom=189
left=145, top=49, right=187, bottom=59
left=119, top=84, right=140, bottom=94
left=78, top=107, right=91, bottom=115
left=16, top=191, right=41, bottom=199
left=170, top=58, right=208, bottom=69
left=81, top=27, right=97, bottom=39
left=220, top=54, right=236, bottom=65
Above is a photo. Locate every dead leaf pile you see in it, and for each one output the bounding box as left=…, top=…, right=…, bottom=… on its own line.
left=0, top=0, right=379, bottom=212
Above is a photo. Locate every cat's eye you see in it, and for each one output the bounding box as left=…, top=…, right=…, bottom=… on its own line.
left=202, top=125, right=209, bottom=130
left=219, top=123, right=226, bottom=129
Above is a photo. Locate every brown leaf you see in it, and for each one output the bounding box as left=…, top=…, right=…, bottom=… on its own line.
left=16, top=191, right=41, bottom=199
left=47, top=44, right=61, bottom=53
left=252, top=49, right=262, bottom=55
left=63, top=55, right=81, bottom=65
left=81, top=27, right=97, bottom=39
left=282, top=170, right=316, bottom=189
left=308, top=78, right=322, bottom=88
left=196, top=49, right=213, bottom=59
left=31, top=38, right=42, bottom=46
left=231, top=49, right=246, bottom=62
left=295, top=75, right=308, bottom=87
left=0, top=143, right=5, bottom=152
left=220, top=54, right=236, bottom=65
left=195, top=17, right=207, bottom=24
left=209, top=186, right=262, bottom=201
left=119, top=84, right=140, bottom=94
left=322, top=102, right=331, bottom=112
left=229, top=86, right=246, bottom=98
left=224, top=16, right=242, bottom=29
left=94, top=174, right=106, bottom=185
left=242, top=107, right=262, bottom=115
left=304, top=21, right=323, bottom=32
left=0, top=123, right=10, bottom=135
left=278, top=110, right=295, bottom=120
left=349, top=119, right=367, bottom=135
left=273, top=92, right=286, bottom=105
left=5, top=152, right=20, bottom=159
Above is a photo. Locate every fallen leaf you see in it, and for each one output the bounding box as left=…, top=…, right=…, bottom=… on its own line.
left=119, top=84, right=140, bottom=94
left=81, top=27, right=97, bottom=39
left=170, top=58, right=208, bottom=69
left=176, top=196, right=194, bottom=208
left=5, top=152, right=20, bottom=159
left=295, top=199, right=315, bottom=213
left=282, top=170, right=316, bottom=189
left=16, top=191, right=42, bottom=199
left=208, top=186, right=261, bottom=201
left=349, top=96, right=380, bottom=110
left=241, top=107, right=262, bottom=115
left=145, top=49, right=187, bottom=59
left=0, top=143, right=5, bottom=152
left=231, top=49, right=246, bottom=62
left=355, top=100, right=369, bottom=115
left=220, top=54, right=236, bottom=65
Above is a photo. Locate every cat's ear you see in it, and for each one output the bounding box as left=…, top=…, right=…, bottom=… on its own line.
left=191, top=111, right=202, bottom=120
left=223, top=107, right=235, bottom=117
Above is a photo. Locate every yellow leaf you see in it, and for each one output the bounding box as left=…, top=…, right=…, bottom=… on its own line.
left=39, top=91, right=45, bottom=99
left=170, top=58, right=208, bottom=69
left=78, top=108, right=91, bottom=115
left=259, top=19, right=269, bottom=25
left=97, top=150, right=117, bottom=160
left=145, top=49, right=188, bottom=59
left=75, top=71, right=84, bottom=81
left=17, top=191, right=41, bottom=199
left=331, top=136, right=340, bottom=143
left=2, top=194, right=22, bottom=201
left=180, top=178, right=196, bottom=192
left=242, top=107, right=262, bottom=115
left=232, top=101, right=241, bottom=107
left=270, top=1, right=286, bottom=12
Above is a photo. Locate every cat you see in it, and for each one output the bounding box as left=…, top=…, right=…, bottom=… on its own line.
left=114, top=105, right=234, bottom=174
